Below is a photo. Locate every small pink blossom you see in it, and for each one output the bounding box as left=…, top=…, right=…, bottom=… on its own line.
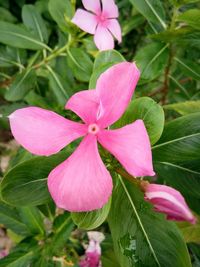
left=79, top=232, right=104, bottom=267
left=144, top=184, right=196, bottom=224
left=72, top=0, right=121, bottom=51
left=0, top=249, right=8, bottom=259
left=9, top=62, right=155, bottom=212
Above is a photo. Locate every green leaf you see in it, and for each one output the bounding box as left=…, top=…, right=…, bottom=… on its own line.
left=51, top=213, right=74, bottom=254
left=22, top=4, right=49, bottom=43
left=71, top=198, right=111, bottom=230
left=18, top=206, right=45, bottom=236
left=89, top=50, right=125, bottom=88
left=114, top=97, right=165, bottom=145
left=5, top=68, right=36, bottom=101
left=109, top=177, right=191, bottom=267
left=134, top=42, right=169, bottom=83
left=47, top=65, right=69, bottom=105
left=0, top=7, right=17, bottom=23
left=0, top=251, right=36, bottom=267
left=0, top=202, right=29, bottom=236
left=0, top=151, right=68, bottom=206
left=0, top=47, right=26, bottom=68
left=154, top=161, right=200, bottom=199
left=152, top=112, right=200, bottom=162
left=67, top=47, right=93, bottom=82
left=0, top=21, right=50, bottom=50
left=178, top=9, right=200, bottom=31
left=177, top=221, right=200, bottom=243
left=174, top=57, right=200, bottom=81
left=164, top=101, right=200, bottom=115
left=48, top=0, right=72, bottom=32
left=129, top=0, right=166, bottom=29
left=169, top=0, right=200, bottom=7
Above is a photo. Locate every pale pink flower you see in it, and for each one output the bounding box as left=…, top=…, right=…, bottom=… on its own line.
left=79, top=232, right=104, bottom=267
left=144, top=184, right=196, bottom=224
left=9, top=62, right=155, bottom=212
left=72, top=0, right=121, bottom=51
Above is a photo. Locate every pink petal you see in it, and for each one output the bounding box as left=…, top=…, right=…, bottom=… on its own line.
left=107, top=19, right=122, bottom=43
left=96, top=62, right=140, bottom=128
left=94, top=24, right=114, bottom=51
left=102, top=0, right=119, bottom=18
left=145, top=184, right=196, bottom=224
left=71, top=9, right=98, bottom=34
left=82, top=0, right=101, bottom=15
left=9, top=107, right=87, bottom=156
left=65, top=90, right=100, bottom=124
left=47, top=135, right=113, bottom=212
left=98, top=120, right=155, bottom=177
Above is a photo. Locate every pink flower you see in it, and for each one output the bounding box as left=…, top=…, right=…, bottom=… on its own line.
left=9, top=62, right=155, bottom=212
left=72, top=0, right=121, bottom=51
left=144, top=184, right=196, bottom=224
left=79, top=232, right=104, bottom=267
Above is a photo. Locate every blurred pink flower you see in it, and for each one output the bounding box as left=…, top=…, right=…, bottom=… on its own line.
left=0, top=249, right=8, bottom=259
left=144, top=184, right=196, bottom=224
left=9, top=62, right=155, bottom=212
left=72, top=0, right=121, bottom=51
left=79, top=232, right=104, bottom=267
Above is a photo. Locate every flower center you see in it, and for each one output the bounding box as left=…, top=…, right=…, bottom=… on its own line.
left=97, top=13, right=107, bottom=24
left=88, top=123, right=100, bottom=135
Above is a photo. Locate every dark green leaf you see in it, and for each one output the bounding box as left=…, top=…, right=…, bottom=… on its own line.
left=22, top=5, right=49, bottom=43
left=174, top=57, right=200, bottom=81
left=152, top=112, right=200, bottom=162
left=0, top=202, right=29, bottom=236
left=0, top=151, right=68, bottom=206
left=0, top=7, right=17, bottom=23
left=5, top=68, right=36, bottom=101
left=0, top=21, right=50, bottom=50
left=114, top=97, right=165, bottom=145
left=47, top=66, right=69, bottom=105
left=129, top=0, right=166, bottom=29
left=134, top=42, right=169, bottom=83
left=72, top=198, right=111, bottom=230
left=109, top=177, right=192, bottom=267
left=67, top=47, right=93, bottom=82
left=48, top=0, right=73, bottom=32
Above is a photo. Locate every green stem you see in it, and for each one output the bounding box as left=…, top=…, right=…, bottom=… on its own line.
left=170, top=7, right=179, bottom=30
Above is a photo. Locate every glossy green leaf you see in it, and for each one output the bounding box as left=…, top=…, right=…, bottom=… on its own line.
left=0, top=21, right=50, bottom=50
left=89, top=50, right=125, bottom=88
left=48, top=0, right=72, bottom=32
left=164, top=101, right=200, bottom=115
left=67, top=47, right=93, bottom=82
left=108, top=177, right=191, bottom=267
left=18, top=206, right=45, bottom=236
left=154, top=161, right=200, bottom=198
left=47, top=65, right=69, bottom=105
left=114, top=97, right=165, bottom=145
left=72, top=198, right=111, bottom=230
left=134, top=42, right=169, bottom=83
left=0, top=202, right=29, bottom=236
left=152, top=112, right=200, bottom=162
left=0, top=151, right=68, bottom=206
left=5, top=68, right=36, bottom=101
left=22, top=5, right=49, bottom=43
left=129, top=0, right=166, bottom=29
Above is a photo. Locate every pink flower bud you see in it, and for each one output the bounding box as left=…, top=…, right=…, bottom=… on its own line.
left=144, top=184, right=196, bottom=224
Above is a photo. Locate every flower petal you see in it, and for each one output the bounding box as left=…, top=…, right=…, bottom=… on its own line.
left=144, top=184, right=196, bottom=224
left=107, top=19, right=122, bottom=43
left=47, top=135, right=113, bottom=212
left=71, top=9, right=98, bottom=34
left=94, top=24, right=114, bottom=51
left=96, top=62, right=140, bottom=128
left=98, top=120, right=155, bottom=177
left=102, top=0, right=119, bottom=18
left=9, top=107, right=87, bottom=156
left=65, top=90, right=100, bottom=124
left=82, top=0, right=101, bottom=15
